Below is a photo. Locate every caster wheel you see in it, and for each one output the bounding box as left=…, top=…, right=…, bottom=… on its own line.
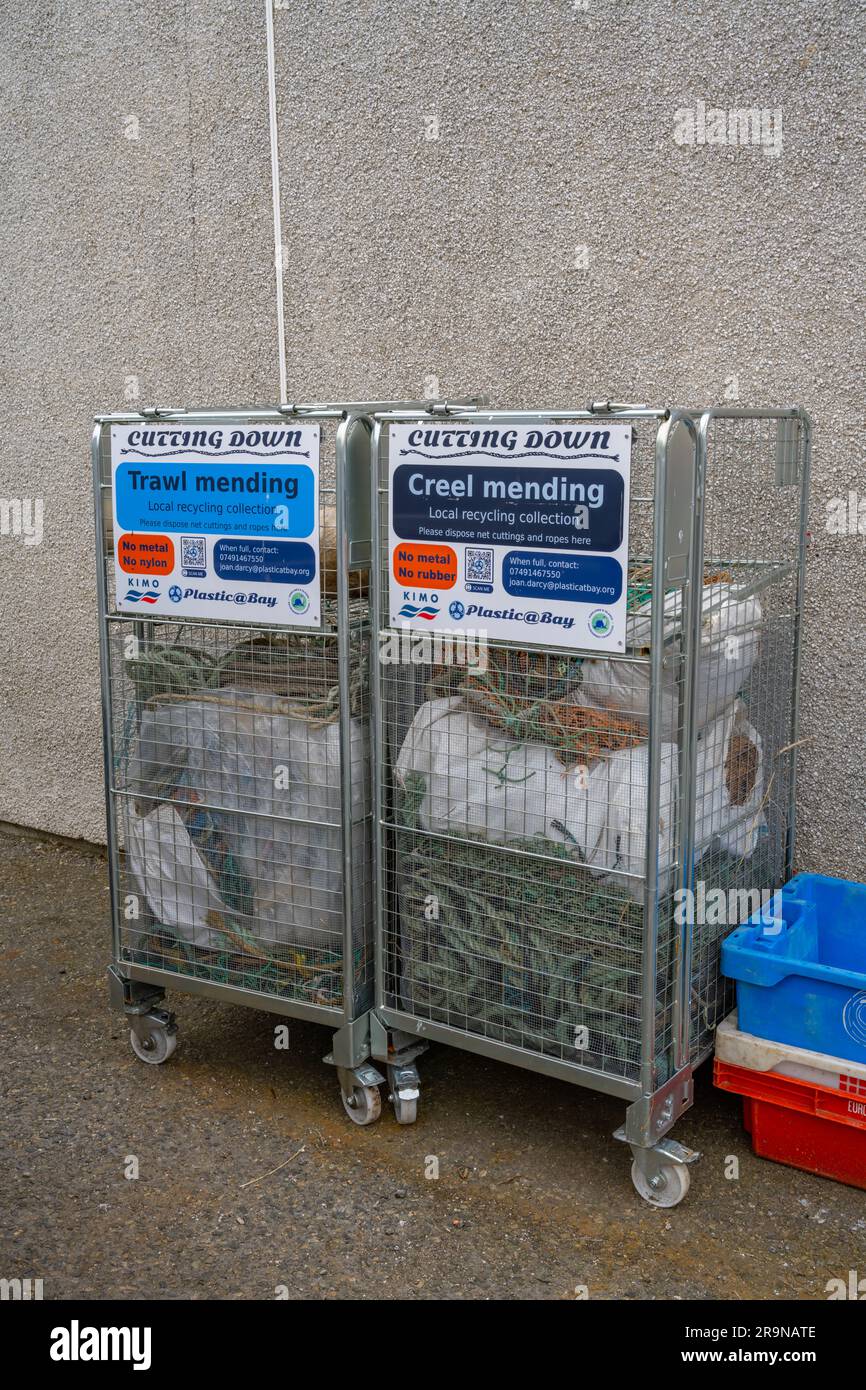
left=631, top=1158, right=690, bottom=1208
left=130, top=1023, right=177, bottom=1065
left=341, top=1084, right=381, bottom=1127
left=392, top=1094, right=418, bottom=1125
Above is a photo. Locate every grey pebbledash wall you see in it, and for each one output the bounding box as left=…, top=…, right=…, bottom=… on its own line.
left=0, top=1, right=863, bottom=877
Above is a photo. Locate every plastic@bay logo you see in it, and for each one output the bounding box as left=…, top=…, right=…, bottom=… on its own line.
left=588, top=609, right=613, bottom=637
left=168, top=585, right=183, bottom=603
left=449, top=601, right=465, bottom=620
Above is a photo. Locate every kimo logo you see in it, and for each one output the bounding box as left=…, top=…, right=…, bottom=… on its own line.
left=398, top=602, right=440, bottom=620
left=50, top=1320, right=152, bottom=1370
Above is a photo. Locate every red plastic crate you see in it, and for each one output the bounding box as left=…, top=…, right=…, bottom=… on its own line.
left=714, top=1057, right=866, bottom=1190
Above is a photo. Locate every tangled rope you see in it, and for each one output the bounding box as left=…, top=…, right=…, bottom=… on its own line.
left=128, top=926, right=369, bottom=1009
left=627, top=564, right=734, bottom=612
left=426, top=566, right=736, bottom=765
left=393, top=777, right=777, bottom=1080
left=428, top=647, right=646, bottom=767
left=395, top=774, right=675, bottom=1077
left=124, top=599, right=368, bottom=724
left=390, top=561, right=764, bottom=1076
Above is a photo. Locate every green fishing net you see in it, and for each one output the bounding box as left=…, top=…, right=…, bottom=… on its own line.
left=393, top=773, right=778, bottom=1082
left=393, top=773, right=675, bottom=1080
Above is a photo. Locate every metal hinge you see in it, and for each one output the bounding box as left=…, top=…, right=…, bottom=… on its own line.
left=589, top=399, right=649, bottom=413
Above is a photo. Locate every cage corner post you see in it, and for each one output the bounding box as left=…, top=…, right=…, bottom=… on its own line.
left=784, top=407, right=813, bottom=882
left=94, top=414, right=177, bottom=1063
left=365, top=413, right=429, bottom=1125
left=321, top=410, right=385, bottom=1125
left=614, top=408, right=701, bottom=1207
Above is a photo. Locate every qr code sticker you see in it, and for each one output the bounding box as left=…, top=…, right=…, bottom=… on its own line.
left=465, top=547, right=493, bottom=583
left=181, top=535, right=206, bottom=568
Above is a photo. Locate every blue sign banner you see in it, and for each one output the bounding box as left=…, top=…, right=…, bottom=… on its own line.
left=114, top=460, right=316, bottom=538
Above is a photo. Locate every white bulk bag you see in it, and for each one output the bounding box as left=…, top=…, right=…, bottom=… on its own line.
left=395, top=696, right=570, bottom=844
left=579, top=584, right=763, bottom=738
left=395, top=697, right=765, bottom=901
left=694, top=699, right=766, bottom=860
left=395, top=696, right=673, bottom=896
left=126, top=688, right=369, bottom=953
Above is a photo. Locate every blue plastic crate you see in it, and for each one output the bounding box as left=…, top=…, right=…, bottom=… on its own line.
left=721, top=873, right=866, bottom=1065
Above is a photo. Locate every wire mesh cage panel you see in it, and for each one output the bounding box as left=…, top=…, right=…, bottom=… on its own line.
left=95, top=409, right=375, bottom=1027
left=371, top=406, right=810, bottom=1187
left=686, top=412, right=810, bottom=1066
left=106, top=612, right=372, bottom=1012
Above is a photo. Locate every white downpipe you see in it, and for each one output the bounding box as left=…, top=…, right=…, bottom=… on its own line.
left=265, top=0, right=288, bottom=402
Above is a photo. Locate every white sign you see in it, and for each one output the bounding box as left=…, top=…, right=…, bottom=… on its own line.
left=110, top=422, right=321, bottom=625
left=387, top=419, right=632, bottom=652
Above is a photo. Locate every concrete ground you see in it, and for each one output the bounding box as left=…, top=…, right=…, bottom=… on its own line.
left=2, top=826, right=863, bottom=1302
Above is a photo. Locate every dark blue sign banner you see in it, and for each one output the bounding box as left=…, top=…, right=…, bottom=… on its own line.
left=391, top=464, right=625, bottom=552
left=213, top=539, right=316, bottom=584
left=503, top=551, right=624, bottom=604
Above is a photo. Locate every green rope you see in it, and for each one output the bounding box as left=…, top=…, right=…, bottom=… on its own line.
left=394, top=773, right=676, bottom=1079
left=124, top=599, right=368, bottom=722
left=393, top=775, right=777, bottom=1082
left=128, top=920, right=369, bottom=1009
left=427, top=649, right=645, bottom=766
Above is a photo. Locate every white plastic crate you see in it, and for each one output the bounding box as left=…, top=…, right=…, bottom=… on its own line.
left=716, top=1012, right=866, bottom=1097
